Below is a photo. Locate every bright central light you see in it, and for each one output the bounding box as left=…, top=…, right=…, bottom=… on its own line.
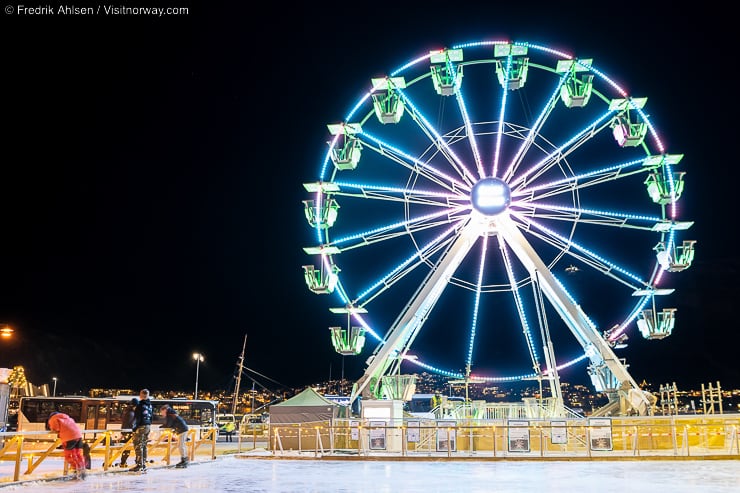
left=470, top=177, right=511, bottom=216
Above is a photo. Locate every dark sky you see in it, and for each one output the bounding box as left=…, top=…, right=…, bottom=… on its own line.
left=2, top=3, right=737, bottom=396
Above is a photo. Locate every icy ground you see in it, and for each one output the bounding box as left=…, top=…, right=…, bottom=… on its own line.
left=2, top=456, right=739, bottom=492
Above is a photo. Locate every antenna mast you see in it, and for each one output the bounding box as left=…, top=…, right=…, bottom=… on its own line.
left=232, top=333, right=247, bottom=415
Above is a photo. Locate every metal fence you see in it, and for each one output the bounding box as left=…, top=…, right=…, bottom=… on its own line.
left=269, top=414, right=740, bottom=459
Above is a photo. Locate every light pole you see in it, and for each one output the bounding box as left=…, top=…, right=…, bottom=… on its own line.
left=193, top=352, right=204, bottom=400
left=52, top=377, right=57, bottom=397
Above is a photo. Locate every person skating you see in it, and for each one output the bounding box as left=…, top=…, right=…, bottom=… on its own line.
left=159, top=405, right=191, bottom=468
left=119, top=397, right=138, bottom=468
left=46, top=411, right=87, bottom=480
left=129, top=389, right=153, bottom=472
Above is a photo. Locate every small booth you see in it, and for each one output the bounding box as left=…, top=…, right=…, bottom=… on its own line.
left=361, top=399, right=404, bottom=452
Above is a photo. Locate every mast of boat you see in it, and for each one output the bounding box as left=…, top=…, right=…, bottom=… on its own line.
left=232, top=333, right=247, bottom=415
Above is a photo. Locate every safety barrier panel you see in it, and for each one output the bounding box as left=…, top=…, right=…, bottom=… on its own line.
left=236, top=424, right=269, bottom=452
left=0, top=426, right=218, bottom=484
left=268, top=415, right=740, bottom=459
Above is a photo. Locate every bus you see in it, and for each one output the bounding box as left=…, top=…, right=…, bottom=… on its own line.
left=17, top=396, right=218, bottom=438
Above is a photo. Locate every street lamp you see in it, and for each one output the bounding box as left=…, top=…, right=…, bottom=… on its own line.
left=52, top=377, right=57, bottom=397
left=0, top=324, right=13, bottom=338
left=193, top=352, right=204, bottom=400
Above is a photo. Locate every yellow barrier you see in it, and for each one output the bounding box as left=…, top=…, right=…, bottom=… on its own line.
left=237, top=424, right=269, bottom=452
left=0, top=426, right=219, bottom=484
left=268, top=415, right=740, bottom=459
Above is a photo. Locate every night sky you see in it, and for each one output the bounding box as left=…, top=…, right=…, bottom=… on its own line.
left=2, top=3, right=738, bottom=396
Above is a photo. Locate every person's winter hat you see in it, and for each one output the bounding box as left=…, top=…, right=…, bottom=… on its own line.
left=130, top=397, right=139, bottom=405
left=45, top=411, right=59, bottom=430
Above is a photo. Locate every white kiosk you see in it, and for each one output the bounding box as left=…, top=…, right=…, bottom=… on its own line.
left=361, top=399, right=404, bottom=452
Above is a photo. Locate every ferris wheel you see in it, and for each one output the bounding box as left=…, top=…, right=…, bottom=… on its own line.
left=301, top=40, right=695, bottom=415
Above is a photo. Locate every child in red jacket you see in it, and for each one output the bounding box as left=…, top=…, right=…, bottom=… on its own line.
left=46, top=411, right=86, bottom=480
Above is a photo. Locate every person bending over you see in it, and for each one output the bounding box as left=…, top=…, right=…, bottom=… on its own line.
left=46, top=411, right=86, bottom=480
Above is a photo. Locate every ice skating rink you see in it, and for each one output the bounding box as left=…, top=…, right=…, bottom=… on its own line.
left=1, top=456, right=738, bottom=492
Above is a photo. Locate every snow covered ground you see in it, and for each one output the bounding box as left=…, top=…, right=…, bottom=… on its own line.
left=1, top=455, right=738, bottom=492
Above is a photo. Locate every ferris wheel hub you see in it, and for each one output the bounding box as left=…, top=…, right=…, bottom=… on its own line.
left=470, top=177, right=511, bottom=216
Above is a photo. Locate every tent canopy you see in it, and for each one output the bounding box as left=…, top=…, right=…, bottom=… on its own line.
left=269, top=387, right=339, bottom=424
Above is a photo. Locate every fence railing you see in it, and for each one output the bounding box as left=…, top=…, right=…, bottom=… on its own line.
left=268, top=414, right=740, bottom=459
left=236, top=423, right=269, bottom=452
left=0, top=426, right=218, bottom=484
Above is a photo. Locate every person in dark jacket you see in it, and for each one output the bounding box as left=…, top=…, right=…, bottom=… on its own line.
left=119, top=397, right=138, bottom=467
left=159, top=405, right=190, bottom=468
left=129, top=389, right=153, bottom=472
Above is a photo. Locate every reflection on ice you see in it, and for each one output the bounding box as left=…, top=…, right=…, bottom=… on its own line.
left=3, top=456, right=739, bottom=492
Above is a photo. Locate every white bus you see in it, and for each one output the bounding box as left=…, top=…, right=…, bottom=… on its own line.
left=17, top=396, right=218, bottom=438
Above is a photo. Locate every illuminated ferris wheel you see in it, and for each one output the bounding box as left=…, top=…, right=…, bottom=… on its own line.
left=301, top=40, right=695, bottom=415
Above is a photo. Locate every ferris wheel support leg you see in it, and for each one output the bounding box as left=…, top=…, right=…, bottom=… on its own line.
left=349, top=225, right=479, bottom=406
left=495, top=215, right=649, bottom=410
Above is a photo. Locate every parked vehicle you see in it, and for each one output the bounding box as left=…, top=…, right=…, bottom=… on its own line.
left=240, top=413, right=268, bottom=435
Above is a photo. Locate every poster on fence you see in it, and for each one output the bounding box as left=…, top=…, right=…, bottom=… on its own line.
left=436, top=420, right=457, bottom=452
left=369, top=421, right=386, bottom=450
left=588, top=417, right=613, bottom=451
left=406, top=420, right=420, bottom=443
left=550, top=420, right=568, bottom=445
left=507, top=420, right=530, bottom=452
left=350, top=420, right=359, bottom=441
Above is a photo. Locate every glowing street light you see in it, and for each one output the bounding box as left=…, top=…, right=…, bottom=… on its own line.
left=0, top=324, right=13, bottom=338
left=193, top=352, right=204, bottom=400
left=52, top=377, right=57, bottom=397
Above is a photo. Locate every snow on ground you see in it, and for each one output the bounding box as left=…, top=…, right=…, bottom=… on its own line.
left=1, top=455, right=738, bottom=492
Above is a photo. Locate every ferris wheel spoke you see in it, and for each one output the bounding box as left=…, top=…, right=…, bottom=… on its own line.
left=464, top=235, right=488, bottom=373
left=330, top=185, right=463, bottom=208
left=350, top=220, right=465, bottom=307
left=501, top=74, right=565, bottom=182
left=514, top=156, right=649, bottom=203
left=307, top=186, right=464, bottom=254
left=525, top=203, right=663, bottom=232
left=359, top=132, right=470, bottom=193
left=399, top=92, right=479, bottom=186
left=511, top=212, right=649, bottom=292
left=424, top=47, right=486, bottom=179
left=454, top=87, right=486, bottom=179
left=331, top=211, right=464, bottom=255
left=489, top=54, right=521, bottom=178
left=355, top=243, right=453, bottom=310
left=510, top=110, right=615, bottom=191
left=498, top=237, right=542, bottom=371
